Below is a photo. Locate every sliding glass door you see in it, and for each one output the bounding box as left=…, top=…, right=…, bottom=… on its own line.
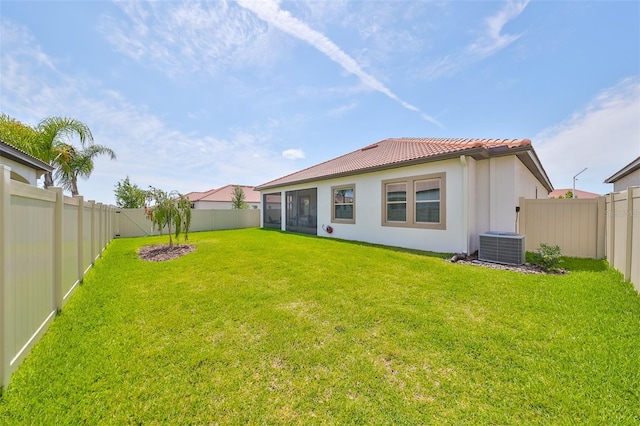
left=285, top=188, right=317, bottom=235
left=263, top=193, right=282, bottom=229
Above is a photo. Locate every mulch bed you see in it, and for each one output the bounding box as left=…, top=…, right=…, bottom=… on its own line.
left=138, top=244, right=196, bottom=262
left=448, top=253, right=567, bottom=275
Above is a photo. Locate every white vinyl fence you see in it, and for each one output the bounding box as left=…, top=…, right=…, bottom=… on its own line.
left=0, top=165, right=116, bottom=388
left=116, top=208, right=259, bottom=237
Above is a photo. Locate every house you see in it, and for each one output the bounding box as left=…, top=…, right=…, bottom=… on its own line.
left=185, top=184, right=261, bottom=209
left=256, top=137, right=553, bottom=254
left=548, top=188, right=600, bottom=199
left=0, top=139, right=52, bottom=186
left=604, top=156, right=640, bottom=192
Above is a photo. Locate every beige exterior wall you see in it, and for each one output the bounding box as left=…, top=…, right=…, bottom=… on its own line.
left=116, top=208, right=260, bottom=238
left=0, top=165, right=116, bottom=388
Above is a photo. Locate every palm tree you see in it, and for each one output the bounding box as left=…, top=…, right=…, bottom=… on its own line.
left=54, top=143, right=116, bottom=196
left=34, top=116, right=94, bottom=188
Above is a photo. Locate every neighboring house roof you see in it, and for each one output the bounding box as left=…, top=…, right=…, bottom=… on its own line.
left=0, top=139, right=53, bottom=173
left=186, top=185, right=261, bottom=203
left=184, top=188, right=218, bottom=201
left=256, top=137, right=553, bottom=192
left=604, top=156, right=640, bottom=184
left=548, top=188, right=600, bottom=199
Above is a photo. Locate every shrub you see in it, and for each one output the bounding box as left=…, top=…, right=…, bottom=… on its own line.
left=144, top=186, right=192, bottom=247
left=532, top=243, right=563, bottom=271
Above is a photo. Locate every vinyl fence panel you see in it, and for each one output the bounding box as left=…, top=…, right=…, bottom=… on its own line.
left=518, top=197, right=604, bottom=259
left=0, top=164, right=117, bottom=388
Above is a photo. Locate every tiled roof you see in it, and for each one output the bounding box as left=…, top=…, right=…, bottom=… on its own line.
left=186, top=185, right=261, bottom=203
left=257, top=137, right=534, bottom=190
left=0, top=139, right=53, bottom=172
left=548, top=188, right=600, bottom=199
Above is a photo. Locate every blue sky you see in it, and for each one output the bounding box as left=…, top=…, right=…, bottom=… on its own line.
left=1, top=0, right=638, bottom=204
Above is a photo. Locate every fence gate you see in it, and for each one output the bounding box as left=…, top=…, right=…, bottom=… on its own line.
left=518, top=197, right=605, bottom=259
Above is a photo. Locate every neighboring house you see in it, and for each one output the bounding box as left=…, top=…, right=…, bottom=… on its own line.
left=0, top=139, right=52, bottom=186
left=256, top=137, right=553, bottom=254
left=548, top=188, right=600, bottom=199
left=185, top=184, right=261, bottom=209
left=604, top=156, right=640, bottom=192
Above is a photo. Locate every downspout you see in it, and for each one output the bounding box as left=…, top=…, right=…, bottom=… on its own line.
left=460, top=155, right=469, bottom=254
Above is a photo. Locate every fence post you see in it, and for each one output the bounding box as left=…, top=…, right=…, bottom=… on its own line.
left=89, top=200, right=96, bottom=263
left=596, top=196, right=606, bottom=259
left=96, top=203, right=103, bottom=258
left=0, top=165, right=10, bottom=388
left=52, top=187, right=64, bottom=312
left=608, top=193, right=615, bottom=266
left=75, top=196, right=84, bottom=283
left=624, top=187, right=637, bottom=282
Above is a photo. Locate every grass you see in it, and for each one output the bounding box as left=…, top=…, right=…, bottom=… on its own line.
left=1, top=228, right=639, bottom=424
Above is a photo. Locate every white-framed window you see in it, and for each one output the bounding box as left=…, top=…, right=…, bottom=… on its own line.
left=382, top=172, right=446, bottom=230
left=331, top=184, right=355, bottom=224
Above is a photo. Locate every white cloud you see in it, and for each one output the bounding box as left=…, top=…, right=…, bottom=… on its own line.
left=424, top=0, right=529, bottom=80
left=236, top=0, right=440, bottom=126
left=535, top=77, right=640, bottom=194
left=282, top=148, right=305, bottom=160
left=100, top=0, right=284, bottom=76
left=467, top=0, right=529, bottom=57
left=0, top=19, right=291, bottom=203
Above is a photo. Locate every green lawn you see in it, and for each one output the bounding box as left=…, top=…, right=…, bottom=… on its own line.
left=1, top=229, right=639, bottom=424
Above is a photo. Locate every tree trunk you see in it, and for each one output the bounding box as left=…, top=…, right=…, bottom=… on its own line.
left=44, top=171, right=54, bottom=189
left=71, top=177, right=79, bottom=196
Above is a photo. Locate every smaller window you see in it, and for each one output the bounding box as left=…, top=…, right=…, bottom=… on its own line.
left=385, top=182, right=407, bottom=222
left=415, top=178, right=441, bottom=224
left=331, top=185, right=356, bottom=224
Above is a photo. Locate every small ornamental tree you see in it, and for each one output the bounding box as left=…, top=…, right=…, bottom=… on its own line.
left=231, top=185, right=248, bottom=209
left=144, top=186, right=192, bottom=247
left=114, top=176, right=147, bottom=208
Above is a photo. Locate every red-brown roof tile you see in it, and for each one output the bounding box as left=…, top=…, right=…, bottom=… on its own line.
left=548, top=188, right=600, bottom=199
left=187, top=185, right=260, bottom=203
left=257, top=137, right=532, bottom=190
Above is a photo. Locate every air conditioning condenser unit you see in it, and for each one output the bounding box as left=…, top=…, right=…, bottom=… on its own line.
left=478, top=232, right=525, bottom=265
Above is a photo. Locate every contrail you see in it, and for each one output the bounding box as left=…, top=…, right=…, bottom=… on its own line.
left=237, top=0, right=441, bottom=126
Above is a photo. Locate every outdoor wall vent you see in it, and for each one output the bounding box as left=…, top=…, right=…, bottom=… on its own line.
left=478, top=232, right=525, bottom=265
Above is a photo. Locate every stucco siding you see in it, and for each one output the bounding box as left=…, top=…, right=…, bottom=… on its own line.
left=260, top=154, right=551, bottom=255
left=263, top=159, right=467, bottom=253
left=489, top=156, right=518, bottom=233
left=0, top=158, right=39, bottom=186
